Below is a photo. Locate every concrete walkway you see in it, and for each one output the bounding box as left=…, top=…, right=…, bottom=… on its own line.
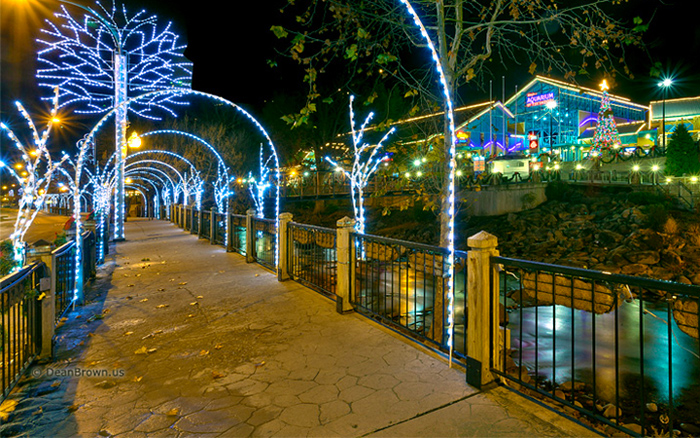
left=1, top=219, right=597, bottom=437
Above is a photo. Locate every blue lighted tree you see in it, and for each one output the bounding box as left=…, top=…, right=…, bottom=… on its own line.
left=36, top=0, right=192, bottom=240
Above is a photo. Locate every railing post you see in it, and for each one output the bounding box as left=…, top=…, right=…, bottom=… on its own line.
left=210, top=208, right=216, bottom=244
left=335, top=216, right=356, bottom=314
left=467, top=231, right=500, bottom=389
left=245, top=209, right=256, bottom=263
left=277, top=213, right=293, bottom=281
left=38, top=254, right=56, bottom=359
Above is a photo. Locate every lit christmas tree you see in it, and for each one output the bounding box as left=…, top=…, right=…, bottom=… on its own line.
left=590, top=79, right=622, bottom=157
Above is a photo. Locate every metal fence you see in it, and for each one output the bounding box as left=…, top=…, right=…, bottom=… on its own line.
left=212, top=212, right=226, bottom=246
left=251, top=217, right=277, bottom=270
left=350, top=233, right=469, bottom=360
left=230, top=214, right=246, bottom=255
left=492, top=256, right=700, bottom=437
left=52, top=240, right=75, bottom=321
left=1, top=262, right=45, bottom=401
left=287, top=222, right=337, bottom=298
left=201, top=210, right=211, bottom=240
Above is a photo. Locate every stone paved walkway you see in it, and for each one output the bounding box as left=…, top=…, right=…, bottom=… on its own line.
left=1, top=219, right=597, bottom=437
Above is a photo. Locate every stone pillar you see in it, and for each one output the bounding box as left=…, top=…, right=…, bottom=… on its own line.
left=39, top=254, right=55, bottom=360
left=197, top=208, right=203, bottom=238
left=277, top=213, right=293, bottom=281
left=210, top=208, right=217, bottom=244
left=467, top=231, right=500, bottom=388
left=336, top=216, right=356, bottom=314
left=245, top=209, right=256, bottom=263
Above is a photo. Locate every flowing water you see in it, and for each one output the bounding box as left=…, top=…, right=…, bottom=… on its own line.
left=509, top=300, right=700, bottom=405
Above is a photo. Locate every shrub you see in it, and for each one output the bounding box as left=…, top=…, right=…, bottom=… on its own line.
left=663, top=217, right=679, bottom=235
left=644, top=204, right=669, bottom=232
left=545, top=181, right=571, bottom=201
left=0, top=240, right=15, bottom=277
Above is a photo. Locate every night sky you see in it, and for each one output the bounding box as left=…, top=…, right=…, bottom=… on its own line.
left=1, top=0, right=699, bottom=120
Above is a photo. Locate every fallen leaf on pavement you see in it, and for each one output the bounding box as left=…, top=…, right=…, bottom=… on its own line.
left=178, top=282, right=187, bottom=285
left=199, top=350, right=209, bottom=356
left=196, top=296, right=203, bottom=299
left=214, top=344, right=223, bottom=350
left=0, top=399, right=18, bottom=421
left=147, top=348, right=157, bottom=354
left=124, top=331, right=134, bottom=336
left=190, top=302, right=198, bottom=306
left=133, top=376, right=143, bottom=382
left=212, top=371, right=225, bottom=379
left=140, top=298, right=148, bottom=303
left=166, top=408, right=180, bottom=416
left=155, top=304, right=168, bottom=309
left=127, top=284, right=135, bottom=287
left=157, top=288, right=165, bottom=291
left=255, top=361, right=266, bottom=368
left=134, top=346, right=148, bottom=355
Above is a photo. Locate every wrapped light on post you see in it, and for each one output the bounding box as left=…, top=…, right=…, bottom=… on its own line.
left=398, top=0, right=458, bottom=365
left=324, top=95, right=395, bottom=235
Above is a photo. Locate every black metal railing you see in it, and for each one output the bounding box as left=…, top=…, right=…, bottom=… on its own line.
left=251, top=217, right=277, bottom=270
left=230, top=214, right=246, bottom=255
left=201, top=210, right=211, bottom=240
left=351, top=233, right=469, bottom=360
left=81, top=231, right=96, bottom=284
left=492, top=256, right=700, bottom=437
left=287, top=222, right=337, bottom=298
left=212, top=212, right=226, bottom=246
left=191, top=209, right=199, bottom=234
left=1, top=262, right=45, bottom=402
left=52, top=241, right=76, bottom=321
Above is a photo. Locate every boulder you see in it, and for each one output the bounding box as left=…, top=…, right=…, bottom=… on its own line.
left=673, top=298, right=699, bottom=339
left=621, top=264, right=649, bottom=276
left=625, top=250, right=661, bottom=265
left=519, top=271, right=619, bottom=314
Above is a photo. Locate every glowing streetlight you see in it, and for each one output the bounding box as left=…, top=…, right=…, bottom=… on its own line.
left=658, top=78, right=674, bottom=151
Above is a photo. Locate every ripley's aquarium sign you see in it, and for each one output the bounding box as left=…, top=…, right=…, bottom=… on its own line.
left=526, top=92, right=555, bottom=108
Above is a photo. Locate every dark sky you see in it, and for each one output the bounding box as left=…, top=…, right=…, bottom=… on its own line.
left=1, top=0, right=699, bottom=117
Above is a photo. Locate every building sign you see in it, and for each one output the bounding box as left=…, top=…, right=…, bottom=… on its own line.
left=473, top=156, right=485, bottom=173
left=528, top=131, right=539, bottom=154
left=525, top=92, right=555, bottom=108
left=456, top=130, right=469, bottom=143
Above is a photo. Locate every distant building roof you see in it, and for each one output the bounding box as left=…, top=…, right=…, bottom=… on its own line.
left=650, top=96, right=700, bottom=121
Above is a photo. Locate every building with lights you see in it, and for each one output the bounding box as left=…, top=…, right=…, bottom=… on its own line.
left=649, top=96, right=700, bottom=143
left=454, top=76, right=650, bottom=161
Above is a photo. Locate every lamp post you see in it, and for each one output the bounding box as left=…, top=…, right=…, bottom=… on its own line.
left=659, top=78, right=674, bottom=152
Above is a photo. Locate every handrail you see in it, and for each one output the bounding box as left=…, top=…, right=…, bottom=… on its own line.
left=492, top=255, right=700, bottom=297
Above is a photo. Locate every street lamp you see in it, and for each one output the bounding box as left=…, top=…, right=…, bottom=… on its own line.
left=659, top=78, right=674, bottom=152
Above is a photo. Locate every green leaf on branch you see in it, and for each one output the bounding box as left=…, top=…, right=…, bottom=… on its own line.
left=270, top=26, right=288, bottom=39
left=345, top=44, right=358, bottom=60
left=358, top=28, right=370, bottom=39
left=404, top=89, right=418, bottom=98
left=377, top=53, right=397, bottom=65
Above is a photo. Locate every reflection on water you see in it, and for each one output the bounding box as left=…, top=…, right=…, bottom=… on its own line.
left=509, top=300, right=700, bottom=403
left=353, top=261, right=468, bottom=355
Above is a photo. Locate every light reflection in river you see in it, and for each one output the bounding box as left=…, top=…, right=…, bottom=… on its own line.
left=509, top=300, right=700, bottom=404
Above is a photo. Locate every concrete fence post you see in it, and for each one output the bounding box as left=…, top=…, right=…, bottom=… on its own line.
left=245, top=209, right=256, bottom=263
left=467, top=231, right=500, bottom=389
left=39, top=253, right=56, bottom=360
left=277, top=212, right=293, bottom=281
left=210, top=208, right=216, bottom=244
left=335, top=216, right=356, bottom=314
